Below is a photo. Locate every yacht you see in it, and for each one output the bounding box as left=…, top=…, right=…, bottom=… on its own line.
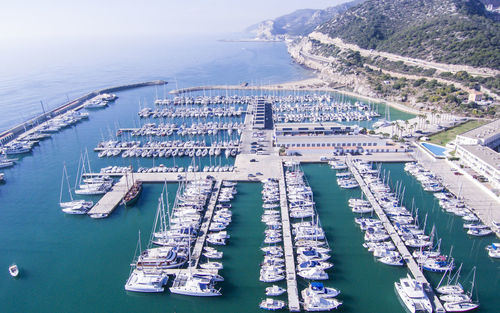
left=169, top=274, right=221, bottom=297
left=394, top=275, right=433, bottom=313
left=442, top=302, right=479, bottom=312
left=303, top=293, right=342, bottom=311
left=486, top=243, right=500, bottom=258
left=0, top=157, right=14, bottom=168
left=301, top=282, right=340, bottom=299
left=259, top=298, right=286, bottom=311
left=124, top=268, right=168, bottom=293
left=265, top=285, right=286, bottom=296
left=297, top=268, right=328, bottom=280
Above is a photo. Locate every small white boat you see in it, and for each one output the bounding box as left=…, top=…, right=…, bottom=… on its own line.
left=439, top=293, right=471, bottom=303
left=199, top=261, right=223, bottom=270
left=443, top=301, right=479, bottom=312
left=259, top=298, right=286, bottom=311
left=378, top=255, right=405, bottom=266
left=303, top=293, right=342, bottom=311
left=9, top=264, right=19, bottom=277
left=265, top=285, right=286, bottom=296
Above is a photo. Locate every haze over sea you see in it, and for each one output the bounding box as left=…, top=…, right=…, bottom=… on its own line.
left=0, top=34, right=314, bottom=132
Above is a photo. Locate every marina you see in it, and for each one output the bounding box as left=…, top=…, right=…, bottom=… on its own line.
left=1, top=75, right=499, bottom=312
left=346, top=158, right=445, bottom=312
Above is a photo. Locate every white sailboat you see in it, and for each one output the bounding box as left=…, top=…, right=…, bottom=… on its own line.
left=59, top=164, right=93, bottom=214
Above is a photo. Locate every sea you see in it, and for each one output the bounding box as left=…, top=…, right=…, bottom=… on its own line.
left=0, top=34, right=498, bottom=312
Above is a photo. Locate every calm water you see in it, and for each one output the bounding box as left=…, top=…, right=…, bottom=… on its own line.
left=2, top=35, right=495, bottom=313
left=301, top=163, right=499, bottom=313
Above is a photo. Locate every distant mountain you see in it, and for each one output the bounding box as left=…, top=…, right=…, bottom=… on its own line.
left=316, top=0, right=500, bottom=69
left=246, top=0, right=364, bottom=40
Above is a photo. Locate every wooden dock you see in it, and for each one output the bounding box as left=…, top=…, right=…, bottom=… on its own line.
left=347, top=159, right=445, bottom=313
left=279, top=164, right=301, bottom=312
left=87, top=174, right=134, bottom=217
left=189, top=180, right=222, bottom=269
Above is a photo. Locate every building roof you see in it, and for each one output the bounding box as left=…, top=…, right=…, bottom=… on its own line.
left=275, top=134, right=386, bottom=144
left=274, top=122, right=350, bottom=129
left=459, top=144, right=500, bottom=170
left=458, top=119, right=500, bottom=142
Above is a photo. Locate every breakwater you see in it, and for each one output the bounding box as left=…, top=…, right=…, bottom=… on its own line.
left=0, top=80, right=167, bottom=144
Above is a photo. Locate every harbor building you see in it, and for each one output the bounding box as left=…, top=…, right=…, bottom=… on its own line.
left=455, top=119, right=500, bottom=149
left=274, top=122, right=354, bottom=137
left=275, top=134, right=404, bottom=155
left=273, top=122, right=405, bottom=155
left=456, top=144, right=500, bottom=190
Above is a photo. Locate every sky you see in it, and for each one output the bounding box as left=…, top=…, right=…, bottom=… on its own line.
left=0, top=0, right=347, bottom=40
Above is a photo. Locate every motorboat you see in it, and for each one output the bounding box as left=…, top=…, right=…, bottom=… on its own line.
left=259, top=298, right=286, bottom=311
left=265, top=285, right=286, bottom=296
left=301, top=282, right=340, bottom=299
left=199, top=261, right=223, bottom=270
left=297, top=268, right=328, bottom=280
left=9, top=264, right=19, bottom=277
left=378, top=255, right=405, bottom=266
left=303, top=293, right=342, bottom=311
left=394, top=275, right=432, bottom=313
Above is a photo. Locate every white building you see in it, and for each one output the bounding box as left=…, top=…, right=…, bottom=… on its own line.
left=456, top=144, right=500, bottom=190
left=455, top=119, right=500, bottom=148
left=275, top=134, right=404, bottom=155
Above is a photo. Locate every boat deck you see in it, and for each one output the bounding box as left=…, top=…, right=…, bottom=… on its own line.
left=347, top=159, right=445, bottom=313
left=279, top=164, right=301, bottom=312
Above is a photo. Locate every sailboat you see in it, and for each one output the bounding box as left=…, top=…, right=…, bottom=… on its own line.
left=59, top=164, right=93, bottom=214
left=122, top=172, right=142, bottom=207
left=442, top=267, right=479, bottom=312
left=436, top=264, right=464, bottom=295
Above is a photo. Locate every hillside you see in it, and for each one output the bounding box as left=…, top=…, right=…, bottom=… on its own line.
left=316, top=0, right=500, bottom=69
left=246, top=0, right=363, bottom=40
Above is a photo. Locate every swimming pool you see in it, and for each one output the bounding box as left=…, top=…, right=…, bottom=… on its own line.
left=421, top=142, right=446, bottom=157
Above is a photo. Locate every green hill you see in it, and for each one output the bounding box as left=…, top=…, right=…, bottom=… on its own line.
left=316, top=0, right=500, bottom=69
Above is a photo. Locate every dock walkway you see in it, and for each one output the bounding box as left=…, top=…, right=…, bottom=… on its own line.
left=347, top=159, right=445, bottom=313
left=279, top=164, right=301, bottom=312
left=87, top=174, right=134, bottom=216
left=189, top=180, right=222, bottom=269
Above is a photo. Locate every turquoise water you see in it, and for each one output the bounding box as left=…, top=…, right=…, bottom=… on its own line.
left=1, top=36, right=494, bottom=312
left=302, top=163, right=499, bottom=312
left=421, top=142, right=447, bottom=157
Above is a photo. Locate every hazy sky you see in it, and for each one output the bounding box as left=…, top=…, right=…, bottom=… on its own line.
left=0, top=0, right=346, bottom=40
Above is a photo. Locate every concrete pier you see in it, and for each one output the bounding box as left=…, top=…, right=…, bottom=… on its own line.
left=347, top=159, right=445, bottom=313
left=189, top=180, right=222, bottom=269
left=279, top=164, right=301, bottom=312
left=87, top=174, right=135, bottom=217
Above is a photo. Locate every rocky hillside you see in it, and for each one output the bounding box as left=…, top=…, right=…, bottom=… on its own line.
left=246, top=0, right=363, bottom=40
left=316, top=0, right=500, bottom=69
